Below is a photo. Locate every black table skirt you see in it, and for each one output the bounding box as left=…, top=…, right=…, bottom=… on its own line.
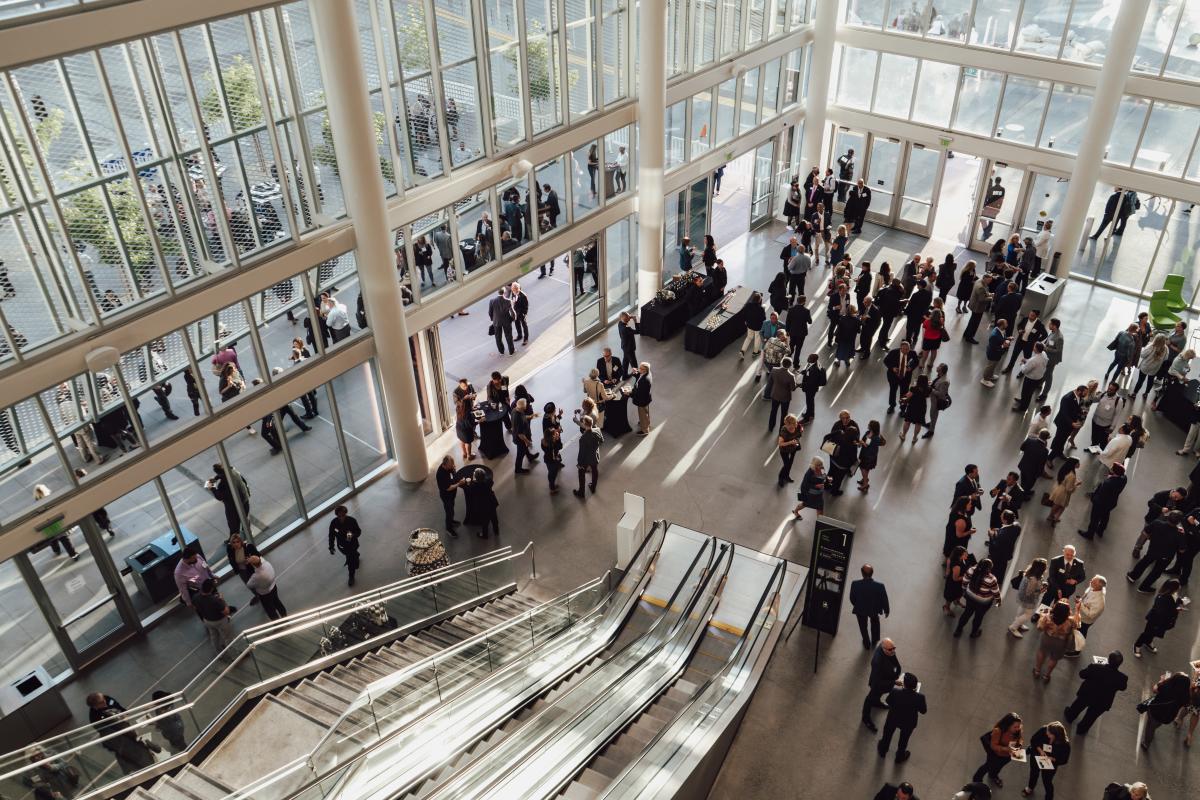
left=602, top=394, right=632, bottom=437
left=1159, top=378, right=1199, bottom=432
left=639, top=299, right=691, bottom=341
left=684, top=300, right=748, bottom=358
left=478, top=418, right=510, bottom=458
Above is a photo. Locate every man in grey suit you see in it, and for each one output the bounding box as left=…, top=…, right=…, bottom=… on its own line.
left=1038, top=318, right=1064, bottom=402
left=488, top=288, right=515, bottom=355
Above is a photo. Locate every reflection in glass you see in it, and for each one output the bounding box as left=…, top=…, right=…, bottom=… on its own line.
left=0, top=560, right=70, bottom=685
left=694, top=0, right=718, bottom=66
left=1104, top=95, right=1150, bottom=167
left=1165, top=3, right=1200, bottom=81
left=332, top=361, right=390, bottom=481
left=845, top=0, right=885, bottom=28
left=1020, top=173, right=1070, bottom=239
left=666, top=101, right=686, bottom=169
left=1014, top=0, right=1069, bottom=58
left=566, top=0, right=598, bottom=120
left=692, top=90, right=713, bottom=157
left=715, top=79, right=737, bottom=145
left=836, top=48, right=877, bottom=111
left=571, top=141, right=602, bottom=219
left=1146, top=200, right=1200, bottom=301
left=740, top=67, right=761, bottom=133
left=973, top=0, right=1020, bottom=49
left=927, top=0, right=973, bottom=41
left=604, top=126, right=633, bottom=199
left=762, top=59, right=781, bottom=122
left=866, top=137, right=901, bottom=213
left=1132, top=1, right=1182, bottom=75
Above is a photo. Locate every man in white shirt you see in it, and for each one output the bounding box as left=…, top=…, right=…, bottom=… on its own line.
left=613, top=146, right=628, bottom=192
left=1090, top=381, right=1121, bottom=446
left=1026, top=404, right=1052, bottom=438
left=322, top=292, right=351, bottom=343
left=1098, top=423, right=1133, bottom=470
left=1033, top=220, right=1053, bottom=273
left=246, top=555, right=288, bottom=620
left=1014, top=342, right=1049, bottom=411
left=1038, top=318, right=1064, bottom=402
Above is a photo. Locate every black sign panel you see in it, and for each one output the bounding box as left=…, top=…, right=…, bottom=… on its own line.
left=801, top=516, right=855, bottom=636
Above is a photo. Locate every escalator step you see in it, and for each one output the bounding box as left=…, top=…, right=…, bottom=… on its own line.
left=576, top=768, right=611, bottom=792
left=590, top=754, right=626, bottom=779
left=642, top=703, right=676, bottom=723
left=602, top=735, right=646, bottom=763
left=656, top=694, right=686, bottom=713
left=622, top=724, right=654, bottom=746
left=562, top=782, right=600, bottom=800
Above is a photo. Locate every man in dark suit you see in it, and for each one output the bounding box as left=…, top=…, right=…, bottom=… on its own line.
left=596, top=347, right=625, bottom=385
left=845, top=179, right=872, bottom=233
left=986, top=510, right=1021, bottom=585
left=1064, top=650, right=1128, bottom=734
left=1090, top=187, right=1124, bottom=239
left=883, top=341, right=916, bottom=414
left=874, top=280, right=903, bottom=349
left=1003, top=309, right=1047, bottom=373
left=1079, top=463, right=1127, bottom=540
left=488, top=288, right=515, bottom=355
left=991, top=282, right=1023, bottom=332
left=785, top=296, right=811, bottom=363
left=1114, top=189, right=1139, bottom=234
left=862, top=638, right=901, bottom=732
left=872, top=781, right=917, bottom=800
left=1042, top=545, right=1086, bottom=605
left=1049, top=386, right=1087, bottom=462
left=877, top=672, right=926, bottom=762
left=989, top=471, right=1025, bottom=529
left=617, top=312, right=639, bottom=374
left=849, top=564, right=890, bottom=649
left=543, top=183, right=561, bottom=228
left=953, top=464, right=983, bottom=508
left=1127, top=510, right=1184, bottom=593
left=902, top=280, right=932, bottom=344
left=1016, top=429, right=1051, bottom=497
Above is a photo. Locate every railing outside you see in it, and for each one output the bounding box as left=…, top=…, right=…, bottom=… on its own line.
left=0, top=545, right=530, bottom=800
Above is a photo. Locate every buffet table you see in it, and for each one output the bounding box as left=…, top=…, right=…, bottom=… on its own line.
left=638, top=273, right=712, bottom=341
left=1158, top=378, right=1200, bottom=432
left=684, top=285, right=754, bottom=358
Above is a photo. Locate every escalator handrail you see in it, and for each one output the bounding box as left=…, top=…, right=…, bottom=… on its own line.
left=422, top=543, right=734, bottom=800
left=598, top=557, right=789, bottom=800
left=269, top=524, right=672, bottom=800
left=338, top=528, right=714, bottom=800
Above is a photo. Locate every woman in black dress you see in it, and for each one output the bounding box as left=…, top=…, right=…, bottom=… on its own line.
left=768, top=271, right=789, bottom=315
left=855, top=419, right=884, bottom=492
left=900, top=373, right=930, bottom=442
left=936, top=253, right=957, bottom=300
left=702, top=234, right=718, bottom=273
left=955, top=260, right=977, bottom=313
left=455, top=395, right=477, bottom=461
left=944, top=544, right=969, bottom=616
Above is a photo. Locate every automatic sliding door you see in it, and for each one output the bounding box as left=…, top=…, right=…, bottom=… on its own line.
left=750, top=140, right=776, bottom=228
left=896, top=143, right=941, bottom=234
left=864, top=136, right=901, bottom=224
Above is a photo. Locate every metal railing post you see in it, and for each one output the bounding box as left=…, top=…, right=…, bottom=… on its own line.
left=530, top=543, right=537, bottom=579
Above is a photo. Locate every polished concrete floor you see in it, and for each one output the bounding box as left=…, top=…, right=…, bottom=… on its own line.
left=39, top=217, right=1198, bottom=799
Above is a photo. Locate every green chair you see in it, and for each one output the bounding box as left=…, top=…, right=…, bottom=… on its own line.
left=1163, top=273, right=1187, bottom=312
left=1149, top=290, right=1181, bottom=329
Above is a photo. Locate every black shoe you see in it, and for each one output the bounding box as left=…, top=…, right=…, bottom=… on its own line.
left=954, top=629, right=963, bottom=638
left=515, top=468, right=530, bottom=474
left=1078, top=529, right=1094, bottom=540
left=863, top=720, right=878, bottom=733
left=886, top=406, right=895, bottom=414
left=166, top=413, right=179, bottom=420
left=970, top=630, right=982, bottom=638
left=895, top=750, right=910, bottom=763
left=299, top=425, right=312, bottom=432
left=877, top=745, right=886, bottom=758
left=921, top=431, right=933, bottom=439
left=589, top=483, right=597, bottom=494
left=862, top=640, right=871, bottom=650
left=573, top=489, right=585, bottom=498
left=348, top=576, right=356, bottom=587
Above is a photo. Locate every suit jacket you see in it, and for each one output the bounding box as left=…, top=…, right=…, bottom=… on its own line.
left=1047, top=555, right=1086, bottom=599
left=867, top=645, right=901, bottom=691
left=874, top=785, right=920, bottom=800
left=953, top=475, right=981, bottom=506
left=1042, top=328, right=1064, bottom=364
left=993, top=292, right=1023, bottom=325
left=1102, top=191, right=1121, bottom=216
left=875, top=285, right=903, bottom=317
left=883, top=687, right=927, bottom=730
left=596, top=356, right=625, bottom=383
left=904, top=288, right=932, bottom=321
left=1054, top=392, right=1083, bottom=428
left=1092, top=474, right=1127, bottom=510
left=883, top=348, right=916, bottom=381
left=988, top=523, right=1021, bottom=566
left=850, top=577, right=890, bottom=616
left=618, top=320, right=638, bottom=352
left=488, top=296, right=513, bottom=325
left=1074, top=663, right=1128, bottom=711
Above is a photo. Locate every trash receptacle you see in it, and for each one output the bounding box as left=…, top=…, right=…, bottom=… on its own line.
left=0, top=666, right=72, bottom=752
left=125, top=527, right=202, bottom=604
left=1020, top=273, right=1067, bottom=319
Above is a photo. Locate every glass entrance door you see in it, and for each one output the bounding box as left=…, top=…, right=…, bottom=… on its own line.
left=572, top=237, right=605, bottom=343
left=830, top=127, right=867, bottom=212
left=16, top=519, right=138, bottom=670
left=972, top=162, right=1026, bottom=251
left=864, top=136, right=902, bottom=224
left=750, top=140, right=776, bottom=227
left=895, top=142, right=943, bottom=235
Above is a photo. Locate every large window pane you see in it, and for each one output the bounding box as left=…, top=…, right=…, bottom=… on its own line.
left=1136, top=101, right=1200, bottom=176
left=1020, top=172, right=1070, bottom=239
left=692, top=90, right=713, bottom=157
left=1014, top=0, right=1069, bottom=58
left=927, top=0, right=973, bottom=42
left=973, top=0, right=1020, bottom=49
left=952, top=68, right=1003, bottom=136
left=602, top=0, right=629, bottom=102
left=333, top=361, right=390, bottom=481
left=28, top=533, right=124, bottom=654
left=911, top=61, right=958, bottom=127
left=220, top=425, right=304, bottom=545
left=996, top=76, right=1050, bottom=146
left=899, top=145, right=939, bottom=225
left=1061, top=2, right=1115, bottom=63
left=694, top=0, right=718, bottom=66
left=1146, top=200, right=1200, bottom=300
left=566, top=0, right=598, bottom=120
left=443, top=63, right=485, bottom=166
left=0, top=560, right=69, bottom=687
left=1132, top=1, right=1182, bottom=75
left=872, top=53, right=916, bottom=118
left=535, top=156, right=567, bottom=234
left=487, top=0, right=525, bottom=147
left=604, top=125, right=634, bottom=200
left=1165, top=3, right=1200, bottom=81
left=605, top=217, right=633, bottom=319
left=845, top=0, right=885, bottom=28
left=1040, top=85, right=1094, bottom=155
left=0, top=399, right=75, bottom=526
left=455, top=192, right=496, bottom=275
left=282, top=383, right=349, bottom=514
left=571, top=141, right=601, bottom=218
left=101, top=478, right=180, bottom=618
left=761, top=58, right=781, bottom=122
left=715, top=78, right=737, bottom=145
left=1104, top=95, right=1150, bottom=167
left=666, top=101, right=686, bottom=169
left=739, top=66, right=761, bottom=132
left=836, top=47, right=877, bottom=111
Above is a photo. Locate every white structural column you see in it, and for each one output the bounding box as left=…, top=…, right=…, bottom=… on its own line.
left=1051, top=0, right=1150, bottom=278
left=800, top=0, right=837, bottom=171
left=310, top=0, right=428, bottom=482
left=636, top=0, right=668, bottom=303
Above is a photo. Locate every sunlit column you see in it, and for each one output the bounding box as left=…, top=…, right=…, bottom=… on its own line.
left=800, top=0, right=837, bottom=172
left=1051, top=0, right=1150, bottom=278
left=311, top=0, right=428, bottom=482
left=636, top=0, right=668, bottom=303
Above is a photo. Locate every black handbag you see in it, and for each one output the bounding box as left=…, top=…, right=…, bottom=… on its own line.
left=1009, top=569, right=1024, bottom=591
left=487, top=323, right=495, bottom=336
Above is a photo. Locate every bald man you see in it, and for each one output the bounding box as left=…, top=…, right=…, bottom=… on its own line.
left=862, top=638, right=902, bottom=732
